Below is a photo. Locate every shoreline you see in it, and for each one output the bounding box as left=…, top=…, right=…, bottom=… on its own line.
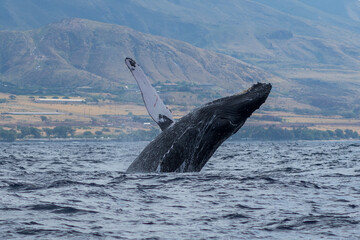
left=4, top=138, right=359, bottom=143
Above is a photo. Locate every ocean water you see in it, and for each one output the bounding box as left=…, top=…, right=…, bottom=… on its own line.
left=0, top=140, right=359, bottom=239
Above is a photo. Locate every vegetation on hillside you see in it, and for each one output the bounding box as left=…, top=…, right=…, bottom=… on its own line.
left=234, top=126, right=359, bottom=141
left=1, top=126, right=358, bottom=142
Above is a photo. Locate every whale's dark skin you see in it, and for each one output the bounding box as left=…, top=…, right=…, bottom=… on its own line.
left=126, top=82, right=272, bottom=173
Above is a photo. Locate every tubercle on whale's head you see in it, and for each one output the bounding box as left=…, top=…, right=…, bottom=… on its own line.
left=200, top=82, right=272, bottom=128
left=239, top=82, right=272, bottom=97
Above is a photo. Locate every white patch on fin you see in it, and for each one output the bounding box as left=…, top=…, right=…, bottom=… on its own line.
left=125, top=57, right=175, bottom=131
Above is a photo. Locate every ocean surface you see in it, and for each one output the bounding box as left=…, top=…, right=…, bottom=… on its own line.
left=0, top=140, right=359, bottom=239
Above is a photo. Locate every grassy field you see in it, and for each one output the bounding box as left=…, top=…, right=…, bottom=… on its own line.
left=254, top=111, right=360, bottom=133
left=0, top=93, right=188, bottom=135
left=1, top=93, right=359, bottom=135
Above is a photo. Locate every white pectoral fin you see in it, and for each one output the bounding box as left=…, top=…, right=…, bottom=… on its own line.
left=125, top=57, right=175, bottom=130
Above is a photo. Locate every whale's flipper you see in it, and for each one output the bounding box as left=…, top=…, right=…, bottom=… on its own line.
left=125, top=57, right=174, bottom=131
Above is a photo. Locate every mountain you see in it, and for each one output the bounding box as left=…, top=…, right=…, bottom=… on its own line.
left=1, top=0, right=360, bottom=71
left=0, top=1, right=359, bottom=115
left=0, top=18, right=276, bottom=96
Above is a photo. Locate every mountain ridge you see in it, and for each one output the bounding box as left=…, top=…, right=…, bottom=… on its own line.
left=1, top=0, right=360, bottom=116
left=1, top=0, right=360, bottom=69
left=0, top=18, right=280, bottom=94
left=1, top=18, right=359, bottom=116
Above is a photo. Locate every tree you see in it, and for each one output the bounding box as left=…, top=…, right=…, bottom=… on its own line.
left=43, top=128, right=53, bottom=137
left=17, top=126, right=41, bottom=138
left=52, top=126, right=75, bottom=138
left=40, top=116, right=48, bottom=122
left=344, top=129, right=359, bottom=139
left=30, top=127, right=41, bottom=138
left=335, top=129, right=344, bottom=139
left=0, top=128, right=17, bottom=142
left=18, top=126, right=31, bottom=138
left=83, top=131, right=93, bottom=137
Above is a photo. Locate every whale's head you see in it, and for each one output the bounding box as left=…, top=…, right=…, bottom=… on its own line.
left=166, top=82, right=272, bottom=172
left=199, top=82, right=272, bottom=133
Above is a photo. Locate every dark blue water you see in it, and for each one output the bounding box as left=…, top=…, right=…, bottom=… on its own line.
left=1, top=141, right=359, bottom=239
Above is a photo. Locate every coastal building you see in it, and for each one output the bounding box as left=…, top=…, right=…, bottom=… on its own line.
left=34, top=99, right=86, bottom=104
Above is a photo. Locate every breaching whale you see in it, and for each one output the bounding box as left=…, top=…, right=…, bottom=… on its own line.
left=125, top=57, right=271, bottom=173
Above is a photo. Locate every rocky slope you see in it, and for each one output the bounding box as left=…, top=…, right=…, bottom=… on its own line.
left=1, top=0, right=360, bottom=71
left=0, top=18, right=275, bottom=94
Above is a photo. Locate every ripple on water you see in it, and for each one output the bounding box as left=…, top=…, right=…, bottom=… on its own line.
left=0, top=141, right=359, bottom=239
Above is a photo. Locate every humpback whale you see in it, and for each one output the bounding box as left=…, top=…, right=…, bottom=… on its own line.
left=125, top=57, right=271, bottom=173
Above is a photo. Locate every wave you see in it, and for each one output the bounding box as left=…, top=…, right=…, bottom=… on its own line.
left=27, top=203, right=97, bottom=214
